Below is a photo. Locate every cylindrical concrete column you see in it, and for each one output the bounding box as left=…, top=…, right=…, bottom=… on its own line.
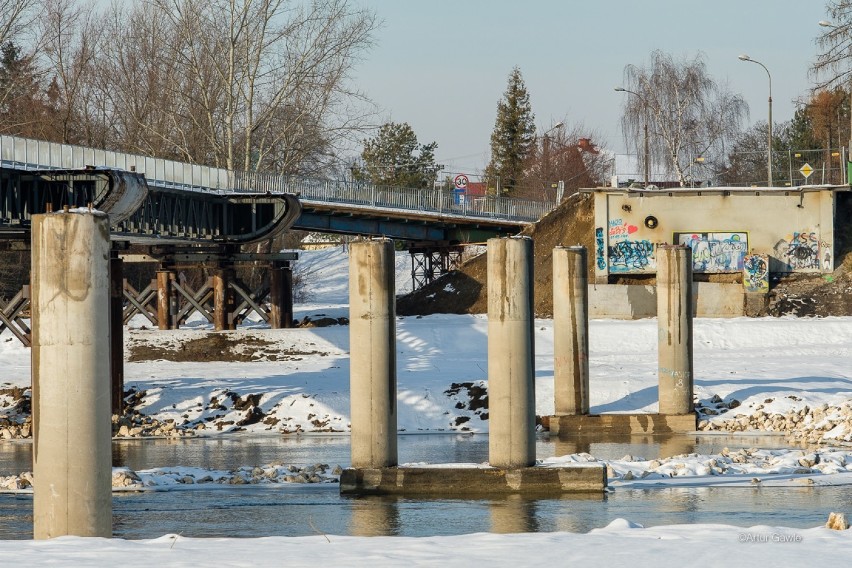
left=156, top=269, right=173, bottom=330
left=110, top=254, right=124, bottom=415
left=657, top=244, right=694, bottom=415
left=553, top=246, right=589, bottom=415
left=31, top=211, right=112, bottom=539
left=487, top=237, right=535, bottom=468
left=349, top=239, right=397, bottom=468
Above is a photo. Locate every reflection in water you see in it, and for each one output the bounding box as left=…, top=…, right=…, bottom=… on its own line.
left=0, top=432, right=840, bottom=540
left=348, top=496, right=400, bottom=537
left=489, top=495, right=538, bottom=534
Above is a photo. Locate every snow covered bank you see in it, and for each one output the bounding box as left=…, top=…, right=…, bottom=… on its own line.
left=0, top=520, right=848, bottom=567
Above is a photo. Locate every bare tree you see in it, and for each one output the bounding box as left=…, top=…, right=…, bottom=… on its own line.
left=620, top=50, right=748, bottom=186
left=0, top=0, right=38, bottom=48
left=518, top=121, right=610, bottom=201
left=149, top=0, right=377, bottom=173
left=813, top=1, right=852, bottom=90
left=38, top=0, right=98, bottom=144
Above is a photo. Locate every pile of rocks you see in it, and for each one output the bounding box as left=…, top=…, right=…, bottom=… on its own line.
left=698, top=398, right=852, bottom=445
left=2, top=463, right=343, bottom=492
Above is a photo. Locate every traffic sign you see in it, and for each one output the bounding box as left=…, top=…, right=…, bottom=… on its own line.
left=799, top=163, right=814, bottom=179
left=453, top=174, right=469, bottom=190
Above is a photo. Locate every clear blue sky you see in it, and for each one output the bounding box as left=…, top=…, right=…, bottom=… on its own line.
left=354, top=0, right=830, bottom=178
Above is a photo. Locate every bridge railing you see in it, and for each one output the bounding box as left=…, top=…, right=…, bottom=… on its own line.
left=1, top=135, right=553, bottom=223
left=231, top=171, right=553, bottom=222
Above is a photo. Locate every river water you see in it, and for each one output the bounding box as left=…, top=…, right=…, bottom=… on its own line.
left=2, top=433, right=850, bottom=539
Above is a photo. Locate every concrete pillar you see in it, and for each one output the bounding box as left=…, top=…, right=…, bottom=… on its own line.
left=487, top=237, right=535, bottom=468
left=656, top=244, right=694, bottom=415
left=155, top=269, right=173, bottom=330
left=31, top=211, right=112, bottom=539
left=269, top=262, right=293, bottom=329
left=553, top=246, right=589, bottom=415
left=349, top=239, right=397, bottom=468
left=110, top=254, right=124, bottom=415
left=213, top=266, right=236, bottom=331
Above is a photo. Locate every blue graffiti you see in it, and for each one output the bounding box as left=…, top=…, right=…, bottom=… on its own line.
left=608, top=240, right=654, bottom=272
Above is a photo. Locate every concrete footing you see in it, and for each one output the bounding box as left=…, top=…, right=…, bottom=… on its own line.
left=340, top=464, right=606, bottom=495
left=545, top=413, right=697, bottom=436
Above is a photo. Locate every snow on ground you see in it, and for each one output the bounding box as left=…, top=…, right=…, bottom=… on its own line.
left=2, top=246, right=852, bottom=562
left=0, top=521, right=849, bottom=567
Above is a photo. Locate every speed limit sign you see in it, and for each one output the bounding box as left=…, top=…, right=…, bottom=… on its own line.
left=453, top=174, right=469, bottom=190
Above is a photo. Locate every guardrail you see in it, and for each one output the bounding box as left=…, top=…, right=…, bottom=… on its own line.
left=1, top=135, right=553, bottom=223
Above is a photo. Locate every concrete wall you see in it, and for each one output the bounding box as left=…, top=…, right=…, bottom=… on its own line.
left=592, top=188, right=836, bottom=282
left=588, top=282, right=743, bottom=319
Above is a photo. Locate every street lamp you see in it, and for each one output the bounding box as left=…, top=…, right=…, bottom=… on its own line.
left=738, top=54, right=773, bottom=187
left=615, top=87, right=650, bottom=187
left=819, top=20, right=852, bottom=184
left=541, top=121, right=564, bottom=193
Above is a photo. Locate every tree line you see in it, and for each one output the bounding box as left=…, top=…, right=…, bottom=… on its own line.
left=0, top=0, right=377, bottom=176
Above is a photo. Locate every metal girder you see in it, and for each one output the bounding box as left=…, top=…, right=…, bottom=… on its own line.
left=0, top=167, right=302, bottom=245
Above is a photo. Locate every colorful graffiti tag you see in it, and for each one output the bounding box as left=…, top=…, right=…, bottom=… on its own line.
left=595, top=227, right=606, bottom=270
left=608, top=240, right=655, bottom=272
left=773, top=231, right=823, bottom=270
left=675, top=232, right=748, bottom=273
left=608, top=218, right=639, bottom=241
left=743, top=254, right=769, bottom=293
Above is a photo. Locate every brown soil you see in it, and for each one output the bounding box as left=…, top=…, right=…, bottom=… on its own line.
left=397, top=192, right=596, bottom=317
left=127, top=333, right=328, bottom=362
left=397, top=191, right=852, bottom=318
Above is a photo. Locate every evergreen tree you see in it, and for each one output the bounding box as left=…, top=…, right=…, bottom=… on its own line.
left=486, top=67, right=535, bottom=194
left=359, top=122, right=439, bottom=188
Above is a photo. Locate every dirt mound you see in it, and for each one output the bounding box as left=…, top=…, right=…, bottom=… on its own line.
left=397, top=192, right=594, bottom=317
left=397, top=190, right=852, bottom=318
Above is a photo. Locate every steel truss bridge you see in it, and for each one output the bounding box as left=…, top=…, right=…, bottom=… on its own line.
left=0, top=135, right=551, bottom=245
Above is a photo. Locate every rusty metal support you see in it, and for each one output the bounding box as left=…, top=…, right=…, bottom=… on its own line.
left=213, top=266, right=236, bottom=331
left=109, top=254, right=124, bottom=415
left=269, top=262, right=293, bottom=329
left=156, top=269, right=175, bottom=330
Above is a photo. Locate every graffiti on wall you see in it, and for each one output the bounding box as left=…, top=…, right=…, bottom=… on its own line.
left=595, top=227, right=606, bottom=270
left=608, top=240, right=655, bottom=272
left=743, top=254, right=769, bottom=294
left=608, top=218, right=639, bottom=241
left=675, top=232, right=748, bottom=273
left=773, top=231, right=827, bottom=270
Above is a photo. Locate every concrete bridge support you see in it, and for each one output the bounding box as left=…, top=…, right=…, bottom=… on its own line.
left=31, top=210, right=112, bottom=538
left=349, top=239, right=398, bottom=469
left=553, top=246, right=589, bottom=415
left=487, top=237, right=536, bottom=468
left=656, top=244, right=694, bottom=415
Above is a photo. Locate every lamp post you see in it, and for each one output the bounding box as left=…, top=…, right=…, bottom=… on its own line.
left=542, top=121, right=564, bottom=194
left=615, top=87, right=650, bottom=187
left=738, top=54, right=773, bottom=187
left=819, top=20, right=852, bottom=184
